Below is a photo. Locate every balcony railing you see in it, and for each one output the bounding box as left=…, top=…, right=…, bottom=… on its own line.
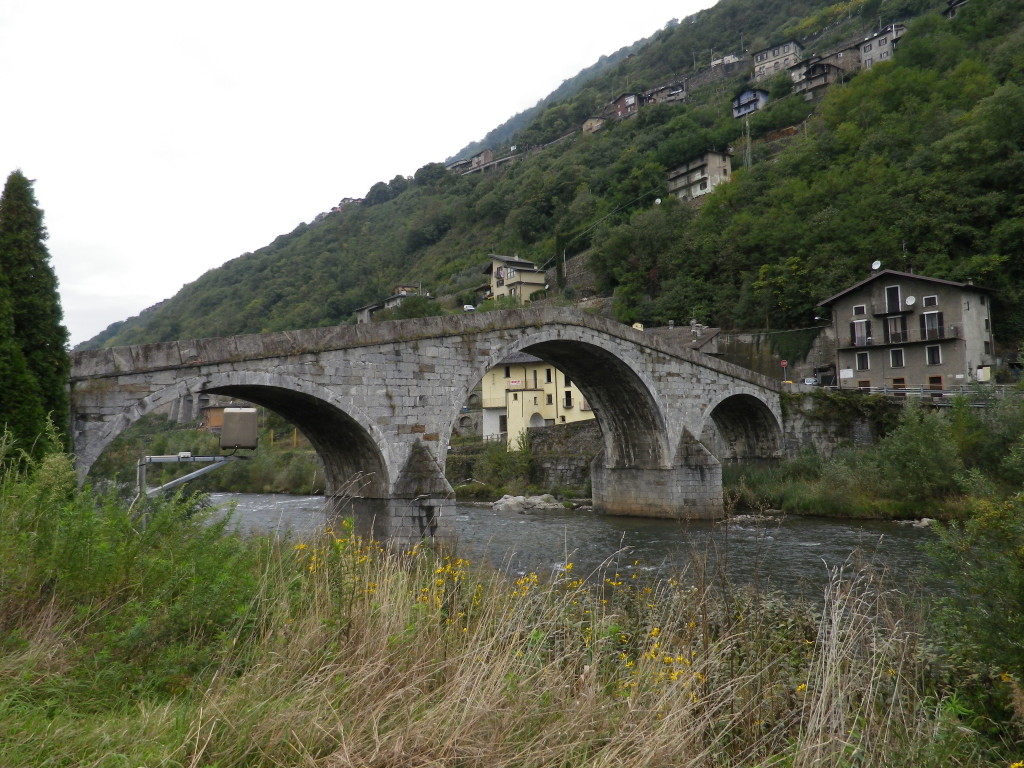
left=845, top=325, right=960, bottom=348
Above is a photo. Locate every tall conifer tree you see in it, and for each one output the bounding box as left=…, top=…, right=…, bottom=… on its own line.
left=0, top=281, right=47, bottom=453
left=0, top=170, right=70, bottom=446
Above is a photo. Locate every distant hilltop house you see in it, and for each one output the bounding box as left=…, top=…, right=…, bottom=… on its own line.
left=606, top=92, right=642, bottom=119
left=818, top=269, right=996, bottom=392
left=789, top=23, right=906, bottom=101
left=447, top=148, right=519, bottom=176
left=332, top=197, right=363, bottom=212
left=732, top=88, right=769, bottom=118
left=483, top=255, right=547, bottom=304
left=481, top=352, right=594, bottom=447
left=666, top=150, right=732, bottom=201
left=354, top=284, right=432, bottom=324
left=752, top=40, right=804, bottom=81
left=645, top=79, right=687, bottom=105
left=858, top=23, right=905, bottom=69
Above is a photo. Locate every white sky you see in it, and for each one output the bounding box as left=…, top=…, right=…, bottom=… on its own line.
left=1, top=1, right=714, bottom=345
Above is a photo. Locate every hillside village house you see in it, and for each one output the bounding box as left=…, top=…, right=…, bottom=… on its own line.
left=732, top=88, right=769, bottom=118
left=666, top=151, right=732, bottom=200
left=607, top=93, right=641, bottom=119
left=752, top=40, right=804, bottom=81
left=481, top=352, right=594, bottom=446
left=859, top=23, right=905, bottom=69
left=353, top=284, right=431, bottom=323
left=819, top=270, right=995, bottom=392
left=483, top=255, right=547, bottom=303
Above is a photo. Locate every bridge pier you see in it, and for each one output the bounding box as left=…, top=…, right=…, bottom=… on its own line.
left=590, top=437, right=724, bottom=519
left=327, top=496, right=456, bottom=545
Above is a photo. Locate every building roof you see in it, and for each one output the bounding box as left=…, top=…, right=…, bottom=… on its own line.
left=482, top=254, right=543, bottom=275
left=818, top=269, right=993, bottom=306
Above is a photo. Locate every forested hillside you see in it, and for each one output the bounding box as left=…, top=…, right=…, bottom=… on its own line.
left=83, top=0, right=1024, bottom=355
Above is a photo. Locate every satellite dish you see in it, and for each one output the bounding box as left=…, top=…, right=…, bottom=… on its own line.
left=906, top=296, right=916, bottom=306
left=871, top=260, right=882, bottom=270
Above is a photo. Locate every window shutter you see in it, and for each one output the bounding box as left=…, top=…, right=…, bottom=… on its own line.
left=850, top=321, right=856, bottom=345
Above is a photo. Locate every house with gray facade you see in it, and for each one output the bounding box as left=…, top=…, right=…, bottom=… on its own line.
left=819, top=269, right=996, bottom=392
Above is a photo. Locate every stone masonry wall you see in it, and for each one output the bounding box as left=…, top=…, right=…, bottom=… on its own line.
left=527, top=420, right=603, bottom=491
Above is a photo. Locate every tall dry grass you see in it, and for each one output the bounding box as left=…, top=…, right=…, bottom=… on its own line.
left=0, top=446, right=1004, bottom=766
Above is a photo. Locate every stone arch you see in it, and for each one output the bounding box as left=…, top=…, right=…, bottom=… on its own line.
left=467, top=328, right=670, bottom=470
left=528, top=412, right=545, bottom=428
left=79, top=372, right=391, bottom=498
left=697, top=391, right=784, bottom=463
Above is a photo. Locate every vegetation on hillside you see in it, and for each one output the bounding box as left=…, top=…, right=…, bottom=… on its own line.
left=79, top=0, right=1024, bottom=353
left=728, top=390, right=1024, bottom=517
left=1, top=438, right=1022, bottom=766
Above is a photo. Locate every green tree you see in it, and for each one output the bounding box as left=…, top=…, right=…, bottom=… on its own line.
left=0, top=170, right=70, bottom=446
left=0, top=285, right=47, bottom=457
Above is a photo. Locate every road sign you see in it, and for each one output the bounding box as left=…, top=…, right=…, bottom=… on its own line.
left=781, top=360, right=788, bottom=368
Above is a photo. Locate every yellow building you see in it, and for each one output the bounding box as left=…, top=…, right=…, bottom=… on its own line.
left=481, top=352, right=594, bottom=447
left=483, top=254, right=547, bottom=304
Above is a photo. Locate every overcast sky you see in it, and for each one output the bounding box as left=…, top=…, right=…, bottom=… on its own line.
left=1, top=0, right=715, bottom=345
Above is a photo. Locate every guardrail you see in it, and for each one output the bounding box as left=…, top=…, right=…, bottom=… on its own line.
left=823, top=384, right=1021, bottom=400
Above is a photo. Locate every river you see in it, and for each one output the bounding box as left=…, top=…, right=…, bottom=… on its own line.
left=208, top=493, right=937, bottom=601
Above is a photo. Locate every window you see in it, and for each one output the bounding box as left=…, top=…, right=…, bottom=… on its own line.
left=512, top=392, right=518, bottom=401
left=774, top=61, right=780, bottom=70
left=890, top=348, right=904, bottom=368
left=503, top=366, right=511, bottom=378
left=923, top=295, right=938, bottom=307
left=865, top=57, right=873, bottom=67
left=863, top=43, right=873, bottom=53
left=563, top=391, right=573, bottom=408
left=858, top=380, right=871, bottom=390
left=856, top=351, right=870, bottom=370
left=885, top=285, right=901, bottom=313
left=545, top=368, right=552, bottom=383
left=532, top=370, right=537, bottom=388
left=985, top=340, right=992, bottom=355
left=773, top=48, right=779, bottom=55
left=564, top=375, right=572, bottom=387
left=879, top=37, right=887, bottom=45
left=922, top=311, right=943, bottom=340
left=926, top=345, right=941, bottom=365
left=546, top=393, right=553, bottom=405
left=851, top=318, right=870, bottom=346
left=533, top=396, right=538, bottom=405
left=783, top=44, right=790, bottom=52
left=886, top=315, right=907, bottom=343
left=985, top=318, right=991, bottom=331
left=880, top=51, right=889, bottom=59
left=853, top=304, right=866, bottom=315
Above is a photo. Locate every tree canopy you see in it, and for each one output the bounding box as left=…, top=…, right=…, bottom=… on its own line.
left=0, top=170, right=70, bottom=450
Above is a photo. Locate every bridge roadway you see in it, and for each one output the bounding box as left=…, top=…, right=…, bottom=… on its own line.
left=70, top=307, right=784, bottom=543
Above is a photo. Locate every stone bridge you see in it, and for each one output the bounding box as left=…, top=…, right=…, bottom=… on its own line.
left=70, top=307, right=784, bottom=542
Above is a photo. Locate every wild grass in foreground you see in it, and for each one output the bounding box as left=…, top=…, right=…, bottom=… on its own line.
left=0, top=443, right=1019, bottom=766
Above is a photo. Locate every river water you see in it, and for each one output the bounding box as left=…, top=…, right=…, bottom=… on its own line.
left=209, top=493, right=937, bottom=601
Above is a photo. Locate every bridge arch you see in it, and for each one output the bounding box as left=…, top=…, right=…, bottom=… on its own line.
left=79, top=372, right=391, bottom=498
left=467, top=330, right=671, bottom=470
left=697, top=390, right=784, bottom=463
